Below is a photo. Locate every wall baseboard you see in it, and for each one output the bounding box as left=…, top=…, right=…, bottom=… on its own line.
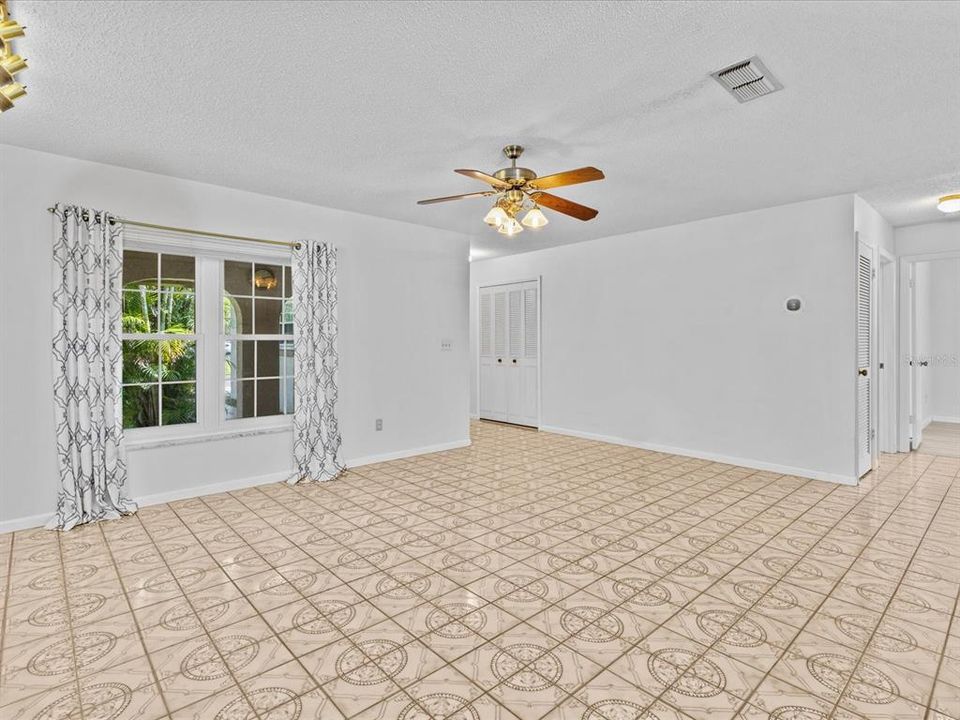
left=540, top=425, right=858, bottom=486
left=346, top=438, right=471, bottom=468
left=0, top=438, right=473, bottom=533
left=136, top=470, right=294, bottom=509
left=929, top=415, right=960, bottom=424
left=0, top=512, right=52, bottom=534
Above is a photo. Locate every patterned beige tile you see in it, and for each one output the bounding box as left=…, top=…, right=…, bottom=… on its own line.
left=1, top=422, right=957, bottom=720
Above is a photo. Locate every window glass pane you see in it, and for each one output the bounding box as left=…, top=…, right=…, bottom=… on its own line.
left=225, top=379, right=255, bottom=419
left=283, top=266, right=293, bottom=298
left=160, top=340, right=196, bottom=382
left=123, top=339, right=159, bottom=384
left=123, top=384, right=158, bottom=429
left=256, top=378, right=281, bottom=417
left=281, top=300, right=294, bottom=335
left=280, top=339, right=295, bottom=380
left=161, top=254, right=195, bottom=291
left=122, top=290, right=154, bottom=334
left=224, top=296, right=252, bottom=334
left=225, top=340, right=255, bottom=380
left=123, top=250, right=157, bottom=287
left=254, top=264, right=282, bottom=298
left=254, top=298, right=282, bottom=335
left=224, top=261, right=252, bottom=297
left=162, top=383, right=196, bottom=426
left=256, top=340, right=282, bottom=378
left=159, top=290, right=195, bottom=332
left=282, top=374, right=295, bottom=415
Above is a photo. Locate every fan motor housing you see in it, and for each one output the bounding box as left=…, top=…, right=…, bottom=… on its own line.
left=494, top=166, right=537, bottom=184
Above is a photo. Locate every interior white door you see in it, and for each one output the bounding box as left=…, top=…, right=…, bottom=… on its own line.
left=479, top=280, right=539, bottom=427
left=856, top=240, right=874, bottom=476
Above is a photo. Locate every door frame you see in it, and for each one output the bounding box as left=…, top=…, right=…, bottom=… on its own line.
left=896, top=250, right=960, bottom=451
left=476, top=277, right=542, bottom=429
left=876, top=248, right=898, bottom=454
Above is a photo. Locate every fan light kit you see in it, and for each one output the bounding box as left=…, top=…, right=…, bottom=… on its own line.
left=418, top=145, right=604, bottom=236
left=937, top=194, right=960, bottom=214
left=0, top=0, right=27, bottom=112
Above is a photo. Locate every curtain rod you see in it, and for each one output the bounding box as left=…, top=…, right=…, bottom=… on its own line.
left=46, top=207, right=300, bottom=250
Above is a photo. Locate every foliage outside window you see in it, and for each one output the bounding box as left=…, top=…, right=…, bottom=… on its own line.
left=121, top=251, right=197, bottom=428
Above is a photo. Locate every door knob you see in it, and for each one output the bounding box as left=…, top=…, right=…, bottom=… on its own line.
left=512, top=359, right=517, bottom=364
left=920, top=361, right=929, bottom=367
left=858, top=368, right=868, bottom=376
left=497, top=358, right=502, bottom=363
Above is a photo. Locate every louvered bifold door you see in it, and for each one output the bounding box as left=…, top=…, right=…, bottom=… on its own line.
left=856, top=241, right=873, bottom=477
left=479, top=287, right=508, bottom=421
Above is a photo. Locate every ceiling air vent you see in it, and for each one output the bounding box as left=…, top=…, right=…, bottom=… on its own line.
left=711, top=56, right=782, bottom=103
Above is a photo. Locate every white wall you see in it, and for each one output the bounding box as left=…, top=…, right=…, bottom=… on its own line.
left=896, top=221, right=960, bottom=256
left=471, top=195, right=860, bottom=484
left=854, top=195, right=895, bottom=257
left=0, top=144, right=471, bottom=530
left=922, top=259, right=960, bottom=423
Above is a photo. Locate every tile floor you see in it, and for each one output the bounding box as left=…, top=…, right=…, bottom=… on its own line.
left=919, top=422, right=960, bottom=459
left=1, top=420, right=958, bottom=720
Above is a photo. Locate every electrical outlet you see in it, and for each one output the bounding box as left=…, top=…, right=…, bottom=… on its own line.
left=440, top=338, right=453, bottom=352
left=375, top=418, right=383, bottom=431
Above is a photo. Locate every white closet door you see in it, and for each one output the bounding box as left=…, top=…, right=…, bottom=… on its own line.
left=856, top=240, right=873, bottom=477
left=479, top=287, right=508, bottom=421
left=507, top=283, right=538, bottom=425
left=479, top=280, right=539, bottom=427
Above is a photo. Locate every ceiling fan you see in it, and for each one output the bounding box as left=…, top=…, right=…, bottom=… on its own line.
left=417, top=145, right=604, bottom=236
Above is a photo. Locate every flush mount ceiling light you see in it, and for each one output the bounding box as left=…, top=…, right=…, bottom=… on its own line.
left=0, top=0, right=27, bottom=113
left=937, top=194, right=960, bottom=214
left=417, top=145, right=604, bottom=237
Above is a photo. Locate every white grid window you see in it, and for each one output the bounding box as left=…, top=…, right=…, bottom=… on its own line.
left=223, top=261, right=295, bottom=419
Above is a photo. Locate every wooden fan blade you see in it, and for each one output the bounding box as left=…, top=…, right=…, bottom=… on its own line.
left=529, top=191, right=598, bottom=221
left=527, top=166, right=604, bottom=191
left=417, top=191, right=496, bottom=205
left=454, top=169, right=512, bottom=189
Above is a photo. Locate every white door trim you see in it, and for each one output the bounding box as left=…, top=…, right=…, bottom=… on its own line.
left=477, top=277, right=542, bottom=429
left=895, top=250, right=960, bottom=452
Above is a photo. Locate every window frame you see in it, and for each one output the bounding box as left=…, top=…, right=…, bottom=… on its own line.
left=122, top=234, right=294, bottom=449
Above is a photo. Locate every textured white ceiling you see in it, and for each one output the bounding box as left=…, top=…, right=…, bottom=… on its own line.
left=3, top=0, right=959, bottom=257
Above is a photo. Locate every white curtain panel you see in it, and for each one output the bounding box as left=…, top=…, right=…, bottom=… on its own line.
left=289, top=240, right=344, bottom=483
left=49, top=204, right=137, bottom=530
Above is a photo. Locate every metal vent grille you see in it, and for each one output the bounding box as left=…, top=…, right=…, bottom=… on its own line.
left=711, top=56, right=782, bottom=103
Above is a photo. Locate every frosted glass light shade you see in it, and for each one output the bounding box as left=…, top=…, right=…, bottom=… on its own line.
left=521, top=207, right=549, bottom=228
left=497, top=217, right=523, bottom=236
left=937, top=194, right=960, bottom=214
left=483, top=206, right=509, bottom=226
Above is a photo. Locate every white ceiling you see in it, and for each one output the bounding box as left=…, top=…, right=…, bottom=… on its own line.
left=4, top=1, right=959, bottom=257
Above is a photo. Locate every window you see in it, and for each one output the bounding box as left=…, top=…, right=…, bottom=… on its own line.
left=120, top=246, right=294, bottom=440
left=223, top=261, right=295, bottom=419
left=121, top=251, right=197, bottom=428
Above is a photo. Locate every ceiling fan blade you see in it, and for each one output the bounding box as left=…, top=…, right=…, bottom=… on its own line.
left=417, top=190, right=497, bottom=205
left=454, top=168, right=512, bottom=189
left=527, top=166, right=605, bottom=191
left=529, top=191, right=599, bottom=221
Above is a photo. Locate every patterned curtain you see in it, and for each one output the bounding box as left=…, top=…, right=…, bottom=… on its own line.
left=289, top=240, right=344, bottom=483
left=49, top=204, right=137, bottom=530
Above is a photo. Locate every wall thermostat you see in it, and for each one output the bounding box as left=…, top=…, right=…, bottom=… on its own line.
left=786, top=298, right=802, bottom=312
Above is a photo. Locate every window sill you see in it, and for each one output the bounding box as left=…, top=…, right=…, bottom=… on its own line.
left=125, top=422, right=292, bottom=451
